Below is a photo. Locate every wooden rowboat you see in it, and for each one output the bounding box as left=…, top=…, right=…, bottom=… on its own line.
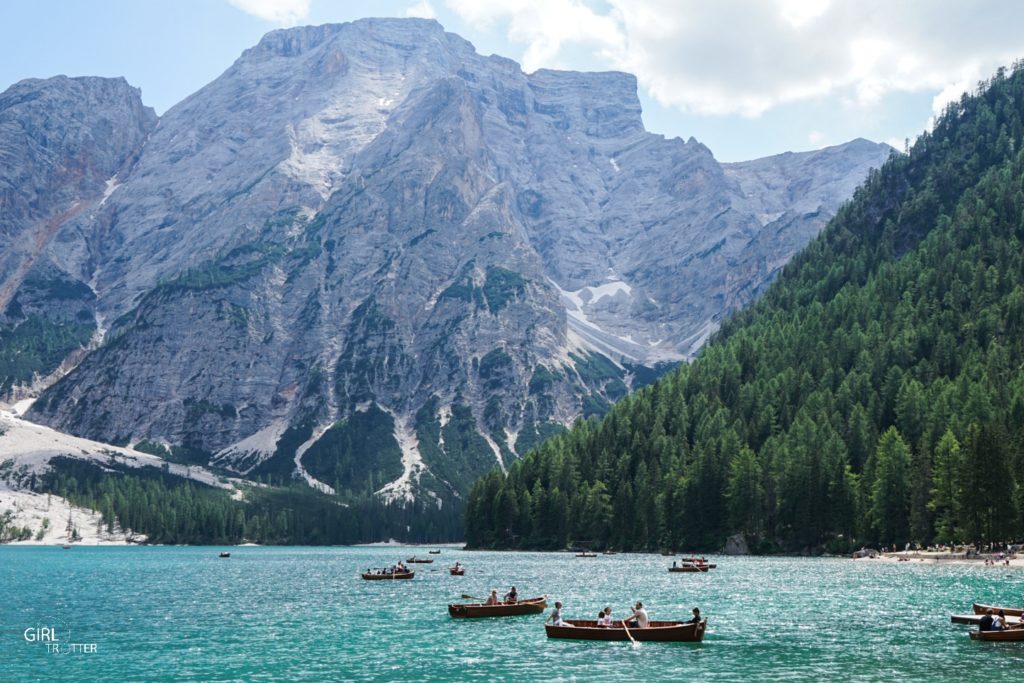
left=429, top=549, right=441, bottom=554
left=973, top=603, right=1024, bottom=617
left=576, top=552, right=597, bottom=558
left=952, top=613, right=1022, bottom=626
left=450, top=567, right=465, bottom=575
left=406, top=557, right=434, bottom=564
left=448, top=596, right=547, bottom=618
left=361, top=571, right=415, bottom=580
left=546, top=619, right=707, bottom=642
left=971, top=628, right=1024, bottom=641
left=669, top=564, right=709, bottom=573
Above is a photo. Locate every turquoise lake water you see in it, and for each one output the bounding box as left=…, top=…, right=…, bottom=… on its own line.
left=2, top=547, right=1023, bottom=682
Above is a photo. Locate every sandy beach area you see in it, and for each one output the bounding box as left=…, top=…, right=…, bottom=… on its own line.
left=866, top=551, right=1024, bottom=567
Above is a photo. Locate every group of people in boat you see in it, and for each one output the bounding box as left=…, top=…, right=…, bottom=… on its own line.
left=978, top=608, right=1024, bottom=631
left=484, top=587, right=519, bottom=604
left=545, top=601, right=701, bottom=628
left=369, top=562, right=408, bottom=575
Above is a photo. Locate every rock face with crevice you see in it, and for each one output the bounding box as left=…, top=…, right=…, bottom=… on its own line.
left=0, top=18, right=891, bottom=505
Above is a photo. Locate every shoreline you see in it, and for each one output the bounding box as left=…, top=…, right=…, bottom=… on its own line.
left=868, top=551, right=1024, bottom=567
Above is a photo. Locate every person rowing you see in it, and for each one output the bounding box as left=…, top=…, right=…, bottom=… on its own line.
left=625, top=601, right=649, bottom=628
left=546, top=601, right=571, bottom=627
left=504, top=586, right=518, bottom=604
left=687, top=607, right=701, bottom=624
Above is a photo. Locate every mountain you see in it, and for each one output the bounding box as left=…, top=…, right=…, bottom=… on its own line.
left=1, top=18, right=889, bottom=513
left=0, top=76, right=156, bottom=395
left=465, top=62, right=1024, bottom=553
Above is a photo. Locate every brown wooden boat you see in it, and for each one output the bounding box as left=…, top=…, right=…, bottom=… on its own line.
left=361, top=570, right=415, bottom=580
left=669, top=564, right=709, bottom=573
left=973, top=603, right=1024, bottom=617
left=546, top=619, right=707, bottom=642
left=951, top=613, right=1023, bottom=626
left=971, top=628, right=1024, bottom=641
left=450, top=566, right=465, bottom=575
left=576, top=552, right=598, bottom=558
left=448, top=596, right=547, bottom=618
left=406, top=557, right=434, bottom=564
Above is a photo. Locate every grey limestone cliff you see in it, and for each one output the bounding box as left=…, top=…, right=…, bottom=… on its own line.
left=0, top=18, right=892, bottom=505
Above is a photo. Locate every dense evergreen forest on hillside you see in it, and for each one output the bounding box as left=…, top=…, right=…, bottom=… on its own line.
left=38, top=458, right=461, bottom=545
left=466, top=62, right=1024, bottom=553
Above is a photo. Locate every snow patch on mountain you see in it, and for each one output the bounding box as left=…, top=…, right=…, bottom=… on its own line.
left=213, top=420, right=290, bottom=474
left=99, top=174, right=119, bottom=206
left=376, top=413, right=428, bottom=504
left=480, top=431, right=506, bottom=473
left=0, top=487, right=146, bottom=545
left=0, top=408, right=230, bottom=490
left=292, top=424, right=336, bottom=495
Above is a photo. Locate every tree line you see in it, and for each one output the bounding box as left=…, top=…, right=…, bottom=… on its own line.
left=38, top=457, right=462, bottom=545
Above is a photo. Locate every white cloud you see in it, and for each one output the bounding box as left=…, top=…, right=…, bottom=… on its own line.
left=446, top=0, right=623, bottom=72
left=227, top=0, right=310, bottom=26
left=445, top=0, right=1024, bottom=118
left=808, top=130, right=825, bottom=145
left=404, top=1, right=437, bottom=19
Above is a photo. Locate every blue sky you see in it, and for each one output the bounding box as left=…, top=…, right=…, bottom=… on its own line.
left=3, top=0, right=1023, bottom=161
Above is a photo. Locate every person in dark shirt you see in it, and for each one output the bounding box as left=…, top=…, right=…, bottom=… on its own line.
left=687, top=607, right=702, bottom=624
left=979, top=609, right=995, bottom=632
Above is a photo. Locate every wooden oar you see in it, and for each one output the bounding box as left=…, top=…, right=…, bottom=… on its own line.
left=621, top=619, right=637, bottom=645
left=461, top=593, right=487, bottom=601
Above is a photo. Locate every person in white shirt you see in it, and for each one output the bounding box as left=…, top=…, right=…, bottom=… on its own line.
left=597, top=607, right=614, bottom=626
left=626, top=601, right=650, bottom=628
left=546, top=601, right=571, bottom=626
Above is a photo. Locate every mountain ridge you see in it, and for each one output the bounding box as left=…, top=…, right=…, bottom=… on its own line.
left=1, top=18, right=891, bottom=510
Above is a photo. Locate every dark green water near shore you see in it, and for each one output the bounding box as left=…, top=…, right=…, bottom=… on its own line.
left=2, top=547, right=1022, bottom=681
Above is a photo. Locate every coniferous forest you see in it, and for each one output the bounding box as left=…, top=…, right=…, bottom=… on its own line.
left=38, top=458, right=461, bottom=545
left=466, top=62, right=1024, bottom=553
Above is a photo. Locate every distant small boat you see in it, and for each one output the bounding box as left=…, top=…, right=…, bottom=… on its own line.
left=575, top=552, right=597, bottom=558
left=660, top=551, right=675, bottom=556
left=450, top=566, right=465, bottom=575
left=545, top=619, right=707, bottom=642
left=971, top=629, right=1024, bottom=641
left=62, top=544, right=71, bottom=550
left=362, top=570, right=415, bottom=580
left=219, top=552, right=231, bottom=558
left=406, top=557, right=434, bottom=564
left=680, top=557, right=716, bottom=568
left=448, top=596, right=547, bottom=618
left=974, top=603, right=1024, bottom=617
left=429, top=549, right=442, bottom=554
left=603, top=550, right=618, bottom=555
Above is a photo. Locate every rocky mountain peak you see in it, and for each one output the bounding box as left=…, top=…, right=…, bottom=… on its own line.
left=2, top=19, right=892, bottom=509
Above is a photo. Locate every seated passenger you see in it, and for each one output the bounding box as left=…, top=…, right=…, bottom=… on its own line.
left=546, top=601, right=571, bottom=627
